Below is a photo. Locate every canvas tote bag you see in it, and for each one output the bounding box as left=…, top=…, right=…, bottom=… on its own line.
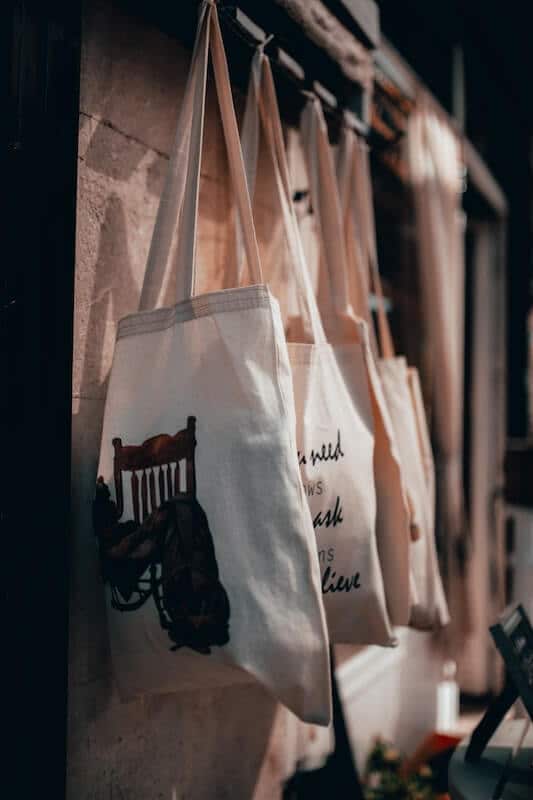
left=350, top=136, right=449, bottom=629
left=408, top=367, right=450, bottom=627
left=237, top=49, right=336, bottom=771
left=301, top=106, right=412, bottom=632
left=94, top=1, right=332, bottom=724
left=237, top=60, right=395, bottom=646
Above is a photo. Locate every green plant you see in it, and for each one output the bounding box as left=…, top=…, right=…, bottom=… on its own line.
left=363, top=738, right=440, bottom=800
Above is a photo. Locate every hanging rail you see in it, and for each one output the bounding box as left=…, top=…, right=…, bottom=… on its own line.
left=121, top=0, right=376, bottom=136
left=218, top=2, right=372, bottom=136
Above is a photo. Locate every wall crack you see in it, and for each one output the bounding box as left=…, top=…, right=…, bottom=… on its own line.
left=79, top=110, right=170, bottom=161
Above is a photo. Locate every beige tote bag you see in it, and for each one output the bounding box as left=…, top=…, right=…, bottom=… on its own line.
left=408, top=367, right=450, bottom=627
left=349, top=135, right=449, bottom=630
left=239, top=51, right=334, bottom=772
left=239, top=52, right=395, bottom=646
left=241, top=51, right=395, bottom=645
left=311, top=123, right=412, bottom=629
left=93, top=2, right=331, bottom=724
left=238, top=51, right=333, bottom=769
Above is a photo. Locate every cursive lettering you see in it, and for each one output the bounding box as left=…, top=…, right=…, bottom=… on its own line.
left=313, top=496, right=343, bottom=529
left=322, top=566, right=361, bottom=593
left=298, top=430, right=345, bottom=468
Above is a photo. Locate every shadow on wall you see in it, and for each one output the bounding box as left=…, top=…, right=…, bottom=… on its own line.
left=70, top=187, right=138, bottom=720
left=80, top=190, right=135, bottom=395
left=85, top=122, right=149, bottom=184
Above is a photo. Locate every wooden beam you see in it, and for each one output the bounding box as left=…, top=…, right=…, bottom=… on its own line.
left=324, top=0, right=380, bottom=49
left=272, top=0, right=374, bottom=90
left=376, top=36, right=507, bottom=217
left=464, top=140, right=508, bottom=217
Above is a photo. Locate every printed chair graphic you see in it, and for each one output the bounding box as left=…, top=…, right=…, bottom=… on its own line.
left=94, top=416, right=230, bottom=654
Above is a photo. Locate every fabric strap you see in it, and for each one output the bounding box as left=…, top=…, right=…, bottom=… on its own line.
left=139, top=1, right=262, bottom=311
left=352, top=138, right=396, bottom=359
left=234, top=46, right=262, bottom=285
left=238, top=49, right=326, bottom=344
left=335, top=128, right=371, bottom=324
left=299, top=98, right=352, bottom=334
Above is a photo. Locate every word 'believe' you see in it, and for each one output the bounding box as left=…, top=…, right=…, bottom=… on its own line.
left=322, top=566, right=361, bottom=593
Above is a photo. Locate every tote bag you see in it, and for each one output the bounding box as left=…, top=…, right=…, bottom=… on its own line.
left=94, top=1, right=331, bottom=724
left=238, top=56, right=395, bottom=647
left=301, top=106, right=412, bottom=632
left=349, top=135, right=449, bottom=630
left=408, top=367, right=450, bottom=627
left=238, top=50, right=337, bottom=770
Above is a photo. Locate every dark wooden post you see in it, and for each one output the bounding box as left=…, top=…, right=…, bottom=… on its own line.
left=6, top=2, right=82, bottom=797
left=187, top=415, right=197, bottom=496
left=112, top=437, right=125, bottom=517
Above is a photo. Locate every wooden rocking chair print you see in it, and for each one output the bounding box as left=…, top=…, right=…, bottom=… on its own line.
left=112, top=415, right=197, bottom=523
left=94, top=414, right=230, bottom=652
left=104, top=415, right=197, bottom=616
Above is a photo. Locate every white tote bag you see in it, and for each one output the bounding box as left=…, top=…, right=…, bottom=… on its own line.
left=350, top=136, right=449, bottom=630
left=408, top=367, right=450, bottom=627
left=238, top=50, right=337, bottom=771
left=239, top=58, right=395, bottom=646
left=93, top=2, right=331, bottom=724
left=302, top=108, right=412, bottom=632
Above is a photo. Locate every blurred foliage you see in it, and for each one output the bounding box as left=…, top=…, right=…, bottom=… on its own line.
left=363, top=737, right=449, bottom=800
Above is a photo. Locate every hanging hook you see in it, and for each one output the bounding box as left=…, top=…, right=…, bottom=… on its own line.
left=218, top=2, right=369, bottom=138
left=258, top=33, right=274, bottom=51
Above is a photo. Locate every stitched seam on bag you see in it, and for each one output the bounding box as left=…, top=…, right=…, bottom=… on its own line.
left=265, top=300, right=322, bottom=615
left=287, top=344, right=325, bottom=366
left=333, top=343, right=365, bottom=359
left=286, top=342, right=338, bottom=366
left=117, top=287, right=271, bottom=339
left=274, top=334, right=329, bottom=649
left=266, top=295, right=305, bottom=509
left=268, top=294, right=290, bottom=424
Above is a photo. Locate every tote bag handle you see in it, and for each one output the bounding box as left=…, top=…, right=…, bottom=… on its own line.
left=350, top=138, right=422, bottom=538
left=351, top=138, right=396, bottom=360
left=237, top=49, right=327, bottom=345
left=335, top=128, right=373, bottom=327
left=139, top=1, right=262, bottom=311
left=299, top=97, right=352, bottom=337
left=233, top=44, right=263, bottom=288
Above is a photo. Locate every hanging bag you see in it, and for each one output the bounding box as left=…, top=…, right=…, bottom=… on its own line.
left=239, top=58, right=395, bottom=646
left=407, top=367, right=450, bottom=627
left=240, top=49, right=338, bottom=771
left=93, top=1, right=332, bottom=724
left=350, top=136, right=449, bottom=630
left=301, top=110, right=412, bottom=632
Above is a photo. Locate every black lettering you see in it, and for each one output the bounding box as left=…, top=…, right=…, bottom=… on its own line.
left=322, top=566, right=361, bottom=594
left=304, top=480, right=325, bottom=497
left=298, top=431, right=345, bottom=470
left=313, top=496, right=343, bottom=529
